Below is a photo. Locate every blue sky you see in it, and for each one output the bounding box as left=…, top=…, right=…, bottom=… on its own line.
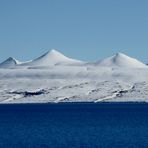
left=0, top=0, right=148, bottom=63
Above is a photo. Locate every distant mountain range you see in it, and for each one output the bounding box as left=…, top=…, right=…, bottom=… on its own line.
left=0, top=49, right=147, bottom=69
left=0, top=49, right=148, bottom=103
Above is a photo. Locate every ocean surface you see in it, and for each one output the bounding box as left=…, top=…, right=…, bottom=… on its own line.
left=0, top=103, right=148, bottom=148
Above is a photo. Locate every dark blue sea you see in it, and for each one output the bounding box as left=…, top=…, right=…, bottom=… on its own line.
left=0, top=103, right=148, bottom=148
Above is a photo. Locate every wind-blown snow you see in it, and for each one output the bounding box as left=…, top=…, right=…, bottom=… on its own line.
left=0, top=49, right=147, bottom=103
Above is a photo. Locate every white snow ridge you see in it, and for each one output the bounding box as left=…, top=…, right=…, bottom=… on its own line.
left=0, top=49, right=148, bottom=103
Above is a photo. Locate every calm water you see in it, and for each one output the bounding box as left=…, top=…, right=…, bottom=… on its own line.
left=0, top=103, right=148, bottom=148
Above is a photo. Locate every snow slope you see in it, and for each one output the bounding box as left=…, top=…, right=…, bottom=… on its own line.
left=20, top=49, right=85, bottom=67
left=95, top=52, right=147, bottom=68
left=0, top=68, right=148, bottom=103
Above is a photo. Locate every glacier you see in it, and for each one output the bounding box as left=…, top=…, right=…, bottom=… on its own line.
left=0, top=49, right=148, bottom=103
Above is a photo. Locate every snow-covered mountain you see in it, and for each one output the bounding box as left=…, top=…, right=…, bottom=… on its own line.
left=95, top=52, right=146, bottom=68
left=20, top=49, right=85, bottom=67
left=0, top=50, right=148, bottom=103
left=0, top=50, right=147, bottom=69
left=0, top=57, right=20, bottom=68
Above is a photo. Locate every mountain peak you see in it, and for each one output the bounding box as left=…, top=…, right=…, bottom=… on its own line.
left=3, top=57, right=19, bottom=63
left=7, top=57, right=17, bottom=61
left=114, top=52, right=128, bottom=57
left=96, top=52, right=146, bottom=68
left=44, top=49, right=60, bottom=55
left=21, top=49, right=84, bottom=66
left=115, top=52, right=123, bottom=56
left=50, top=49, right=59, bottom=53
left=0, top=57, right=19, bottom=68
left=48, top=49, right=66, bottom=57
left=35, top=49, right=68, bottom=62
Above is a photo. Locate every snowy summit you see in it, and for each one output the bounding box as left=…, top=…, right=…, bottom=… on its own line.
left=0, top=49, right=147, bottom=103
left=96, top=52, right=146, bottom=68
left=0, top=57, right=20, bottom=68
left=19, top=49, right=85, bottom=67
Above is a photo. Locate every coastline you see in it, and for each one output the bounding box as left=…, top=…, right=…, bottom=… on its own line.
left=0, top=101, right=147, bottom=105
